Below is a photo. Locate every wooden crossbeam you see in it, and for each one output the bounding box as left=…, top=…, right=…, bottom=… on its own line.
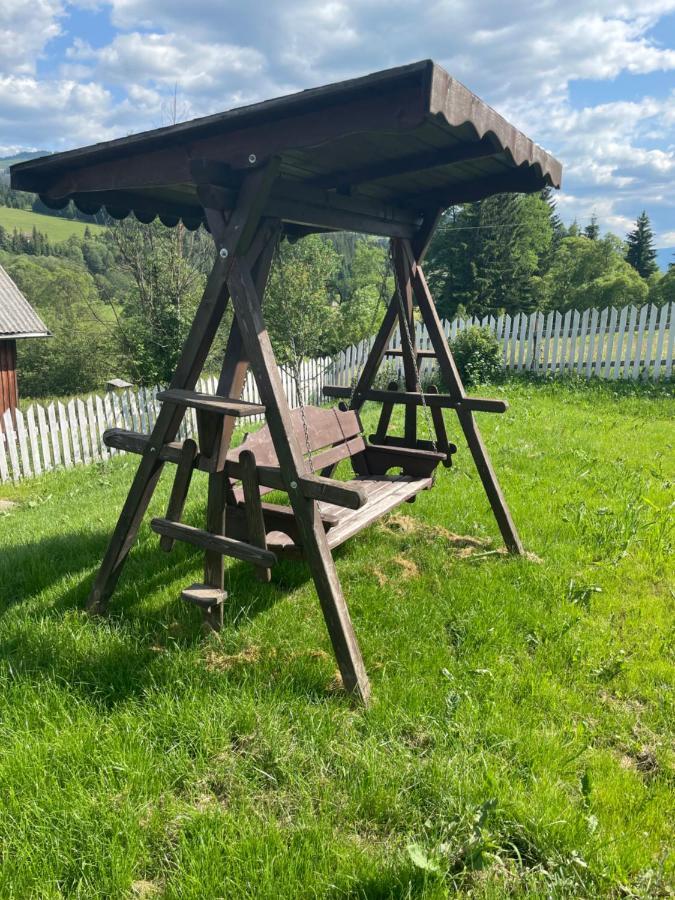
left=307, top=137, right=497, bottom=189
left=323, top=385, right=508, bottom=413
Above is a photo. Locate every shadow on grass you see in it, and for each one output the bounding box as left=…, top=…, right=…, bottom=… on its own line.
left=0, top=524, right=332, bottom=707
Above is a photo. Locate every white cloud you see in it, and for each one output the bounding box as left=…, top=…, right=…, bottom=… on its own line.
left=0, top=0, right=64, bottom=74
left=2, top=0, right=674, bottom=246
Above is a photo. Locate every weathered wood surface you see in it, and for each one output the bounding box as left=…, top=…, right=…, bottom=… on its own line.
left=157, top=389, right=265, bottom=417
left=159, top=438, right=198, bottom=552
left=239, top=449, right=272, bottom=582
left=85, top=164, right=279, bottom=614
left=323, top=385, right=507, bottom=413
left=209, top=205, right=371, bottom=704
left=151, top=517, right=278, bottom=567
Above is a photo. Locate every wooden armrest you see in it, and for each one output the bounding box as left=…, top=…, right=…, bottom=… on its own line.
left=225, top=461, right=367, bottom=510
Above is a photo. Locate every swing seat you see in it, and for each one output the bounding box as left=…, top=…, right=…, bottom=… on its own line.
left=223, top=405, right=448, bottom=559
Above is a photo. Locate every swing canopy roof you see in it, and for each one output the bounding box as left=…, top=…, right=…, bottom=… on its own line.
left=11, top=60, right=562, bottom=239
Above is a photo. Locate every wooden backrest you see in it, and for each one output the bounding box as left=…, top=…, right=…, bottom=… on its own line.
left=228, top=406, right=365, bottom=469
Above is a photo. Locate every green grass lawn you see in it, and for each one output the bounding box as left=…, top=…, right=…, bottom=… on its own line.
left=0, top=206, right=104, bottom=242
left=0, top=379, right=673, bottom=898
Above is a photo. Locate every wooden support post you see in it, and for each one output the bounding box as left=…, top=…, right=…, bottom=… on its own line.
left=374, top=380, right=399, bottom=444
left=400, top=238, right=524, bottom=554
left=86, top=164, right=279, bottom=615
left=206, top=206, right=370, bottom=703
left=392, top=240, right=418, bottom=446
left=159, top=438, right=198, bottom=551
left=203, top=220, right=280, bottom=598
left=239, top=449, right=271, bottom=582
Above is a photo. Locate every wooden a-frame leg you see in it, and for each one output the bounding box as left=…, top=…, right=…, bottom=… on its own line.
left=392, top=240, right=418, bottom=446
left=86, top=165, right=279, bottom=615
left=399, top=238, right=524, bottom=555
left=203, top=222, right=280, bottom=596
left=206, top=208, right=370, bottom=703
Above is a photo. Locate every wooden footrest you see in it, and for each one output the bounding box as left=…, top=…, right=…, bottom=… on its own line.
left=181, top=583, right=227, bottom=610
left=150, top=518, right=277, bottom=567
left=156, top=389, right=264, bottom=417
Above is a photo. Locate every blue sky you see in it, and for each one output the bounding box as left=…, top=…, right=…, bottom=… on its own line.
left=1, top=1, right=673, bottom=265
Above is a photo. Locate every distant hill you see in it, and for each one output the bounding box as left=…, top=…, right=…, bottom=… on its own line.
left=0, top=207, right=103, bottom=242
left=0, top=151, right=51, bottom=169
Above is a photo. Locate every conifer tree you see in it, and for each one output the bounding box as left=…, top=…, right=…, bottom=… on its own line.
left=584, top=215, right=600, bottom=240
left=625, top=211, right=658, bottom=278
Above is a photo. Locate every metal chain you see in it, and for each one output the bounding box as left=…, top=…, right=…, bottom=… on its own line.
left=272, top=234, right=315, bottom=472
left=391, top=245, right=438, bottom=454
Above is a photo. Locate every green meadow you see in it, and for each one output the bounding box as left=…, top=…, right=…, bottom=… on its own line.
left=0, top=378, right=672, bottom=898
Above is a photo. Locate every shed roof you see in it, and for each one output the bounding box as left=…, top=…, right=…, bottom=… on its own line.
left=0, top=265, right=50, bottom=339
left=10, top=60, right=562, bottom=238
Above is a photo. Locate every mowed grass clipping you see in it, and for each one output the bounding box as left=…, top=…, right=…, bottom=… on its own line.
left=0, top=378, right=672, bottom=898
left=0, top=206, right=104, bottom=242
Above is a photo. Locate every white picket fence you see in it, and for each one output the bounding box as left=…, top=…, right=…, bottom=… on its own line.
left=0, top=302, right=672, bottom=484
left=0, top=358, right=332, bottom=485
left=330, top=301, right=675, bottom=387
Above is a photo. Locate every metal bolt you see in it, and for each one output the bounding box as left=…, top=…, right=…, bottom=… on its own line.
left=289, top=480, right=297, bottom=489
left=219, top=247, right=228, bottom=259
left=148, top=446, right=157, bottom=455
left=248, top=153, right=257, bottom=165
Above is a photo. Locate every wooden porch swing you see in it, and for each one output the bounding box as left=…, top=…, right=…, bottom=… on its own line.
left=11, top=60, right=562, bottom=702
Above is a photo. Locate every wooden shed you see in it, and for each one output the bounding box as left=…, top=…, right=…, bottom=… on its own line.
left=0, top=264, right=50, bottom=418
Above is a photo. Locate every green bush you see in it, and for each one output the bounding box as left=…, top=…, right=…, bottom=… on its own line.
left=450, top=325, right=502, bottom=385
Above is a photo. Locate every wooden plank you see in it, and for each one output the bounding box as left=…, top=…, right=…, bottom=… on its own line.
left=326, top=476, right=432, bottom=548
left=631, top=304, right=648, bottom=380
left=307, top=136, right=497, bottom=189
left=159, top=438, right=198, bottom=552
left=151, top=517, right=277, bottom=567
left=86, top=396, right=100, bottom=461
left=652, top=303, right=669, bottom=380
left=58, top=402, right=72, bottom=468
left=95, top=395, right=109, bottom=461
left=642, top=304, right=658, bottom=380
left=576, top=308, right=589, bottom=374
left=15, top=409, right=32, bottom=478
left=26, top=406, right=41, bottom=476
left=35, top=404, right=51, bottom=471
left=156, top=388, right=265, bottom=417
left=239, top=449, right=272, bottom=582
left=323, top=385, right=507, bottom=413
left=594, top=307, right=608, bottom=378
left=75, top=400, right=90, bottom=463
left=612, top=305, right=628, bottom=379
left=585, top=308, right=598, bottom=378
left=622, top=305, right=638, bottom=378
left=603, top=306, right=618, bottom=379
left=2, top=409, right=20, bottom=482
left=47, top=402, right=61, bottom=467
left=214, top=211, right=371, bottom=704
left=374, top=380, right=399, bottom=444
left=392, top=240, right=418, bottom=445
left=664, top=302, right=675, bottom=379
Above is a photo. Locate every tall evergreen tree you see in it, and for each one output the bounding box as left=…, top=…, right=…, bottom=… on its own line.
left=625, top=211, right=658, bottom=278
left=584, top=214, right=600, bottom=240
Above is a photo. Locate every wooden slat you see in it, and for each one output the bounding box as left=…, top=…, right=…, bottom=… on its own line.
left=323, top=385, right=507, bottom=413
left=156, top=388, right=265, bottom=417
left=151, top=517, right=278, bottom=566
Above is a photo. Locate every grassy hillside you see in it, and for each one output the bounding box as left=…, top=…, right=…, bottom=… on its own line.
left=0, top=379, right=672, bottom=897
left=0, top=206, right=103, bottom=242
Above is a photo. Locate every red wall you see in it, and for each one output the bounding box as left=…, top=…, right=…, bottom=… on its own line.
left=0, top=340, right=18, bottom=419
